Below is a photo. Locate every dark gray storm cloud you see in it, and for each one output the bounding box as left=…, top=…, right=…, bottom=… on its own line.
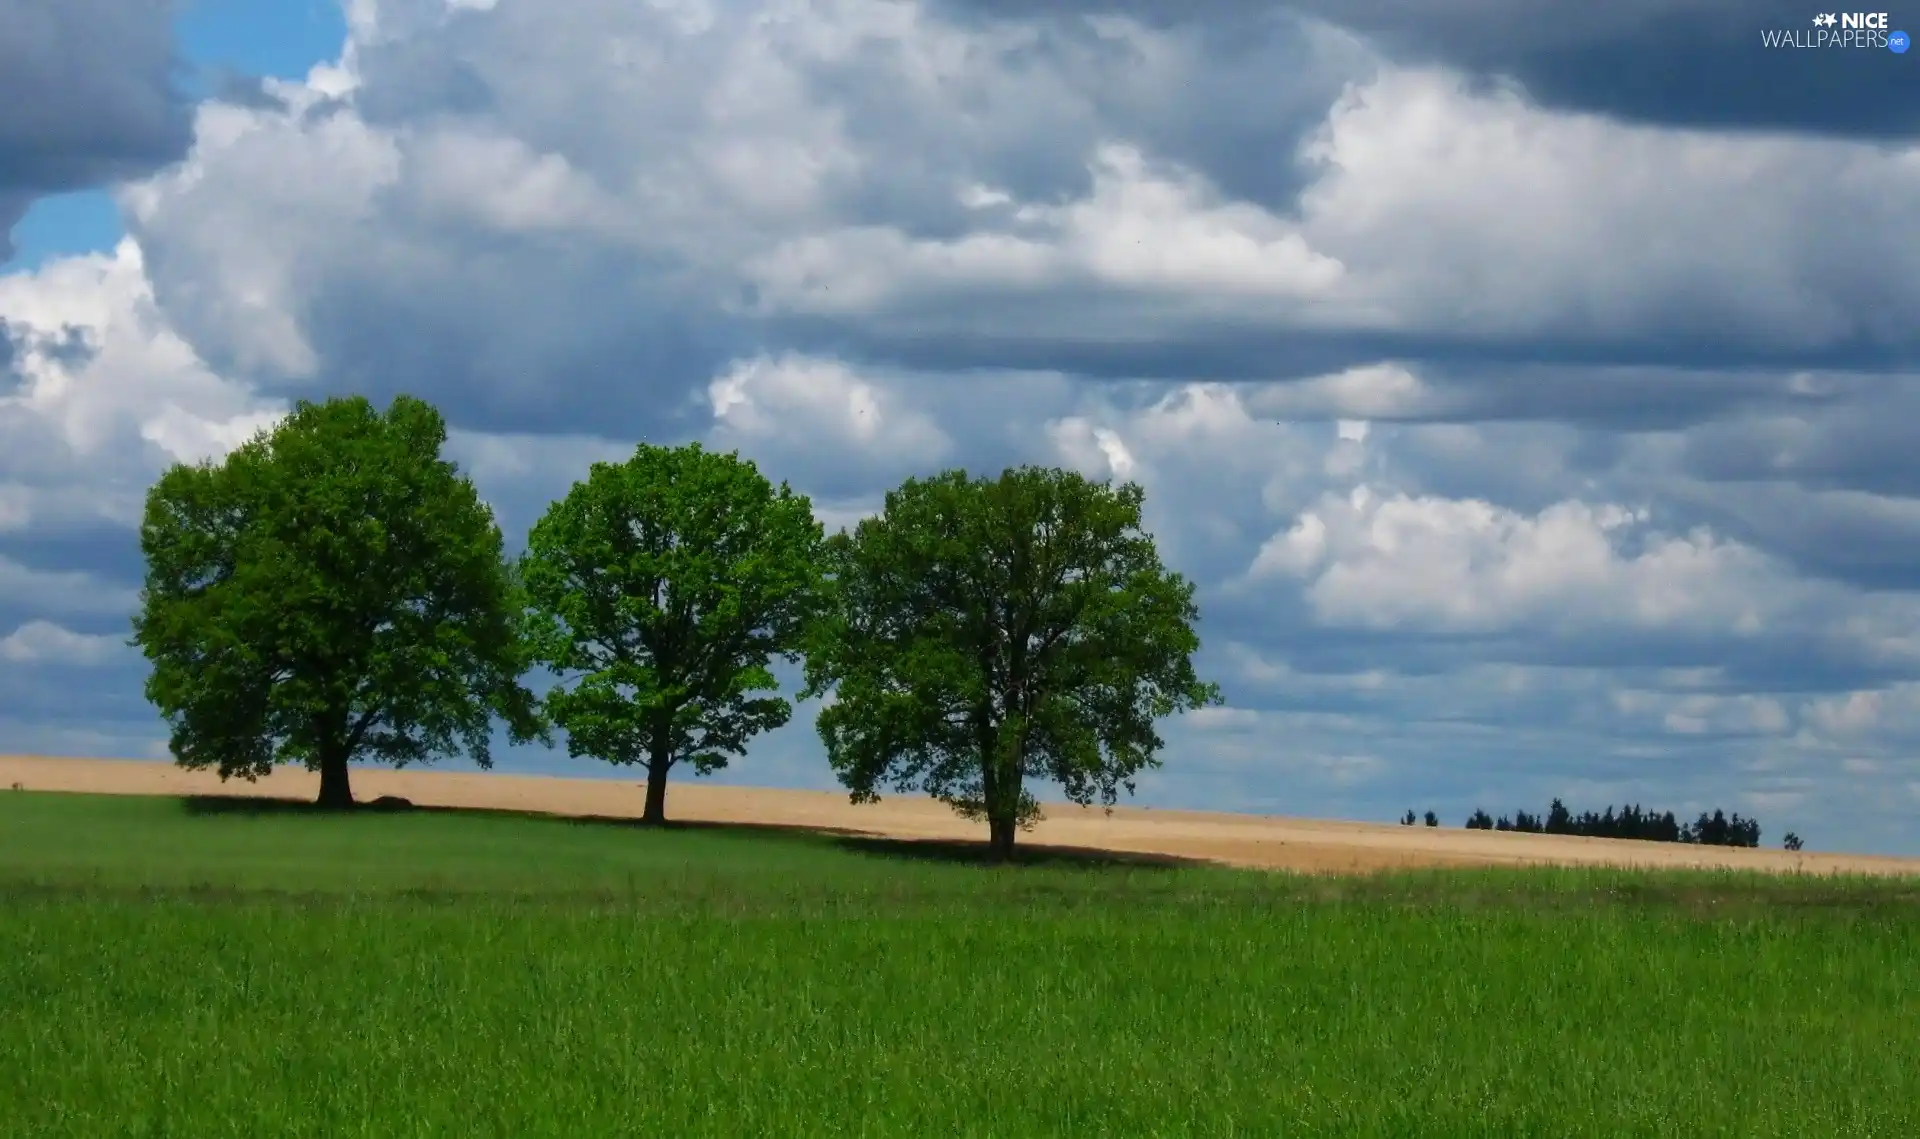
left=0, top=318, right=98, bottom=403
left=936, top=0, right=1920, bottom=138
left=773, top=321, right=1920, bottom=390
left=0, top=521, right=146, bottom=588
left=0, top=0, right=193, bottom=258
left=1711, top=492, right=1920, bottom=591
left=1248, top=365, right=1879, bottom=431
left=293, top=246, right=751, bottom=437
left=810, top=12, right=1367, bottom=218
left=1210, top=587, right=1914, bottom=696
left=1679, top=382, right=1920, bottom=497
left=1663, top=383, right=1920, bottom=588
left=1, top=318, right=97, bottom=398
left=1399, top=368, right=1862, bottom=431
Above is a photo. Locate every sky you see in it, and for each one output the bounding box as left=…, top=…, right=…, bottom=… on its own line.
left=2, top=0, right=1917, bottom=854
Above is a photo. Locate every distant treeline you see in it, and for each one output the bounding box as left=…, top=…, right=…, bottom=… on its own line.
left=1458, top=799, right=1762, bottom=848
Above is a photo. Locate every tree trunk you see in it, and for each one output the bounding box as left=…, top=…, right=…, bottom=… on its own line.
left=978, top=721, right=1023, bottom=861
left=982, top=719, right=1023, bottom=862
left=988, top=814, right=1017, bottom=861
left=316, top=746, right=354, bottom=809
left=642, top=751, right=671, bottom=825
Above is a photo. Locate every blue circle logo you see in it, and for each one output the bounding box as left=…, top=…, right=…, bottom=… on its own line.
left=1892, top=29, right=1911, bottom=52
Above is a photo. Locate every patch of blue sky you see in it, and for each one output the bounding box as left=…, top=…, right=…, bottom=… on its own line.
left=3, top=0, right=348, bottom=272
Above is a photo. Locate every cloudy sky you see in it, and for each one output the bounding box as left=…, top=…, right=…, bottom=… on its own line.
left=4, top=0, right=1917, bottom=853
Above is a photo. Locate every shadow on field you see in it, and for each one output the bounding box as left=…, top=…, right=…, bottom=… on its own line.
left=176, top=794, right=880, bottom=845
left=181, top=795, right=418, bottom=816
left=50, top=795, right=1920, bottom=911
left=171, top=794, right=1198, bottom=870
left=181, top=795, right=333, bottom=816
left=561, top=815, right=873, bottom=843
left=551, top=816, right=1200, bottom=869
left=553, top=815, right=1197, bottom=869
left=829, top=834, right=1197, bottom=870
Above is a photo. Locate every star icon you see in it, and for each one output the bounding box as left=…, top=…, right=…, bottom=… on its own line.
left=1816, top=12, right=1838, bottom=26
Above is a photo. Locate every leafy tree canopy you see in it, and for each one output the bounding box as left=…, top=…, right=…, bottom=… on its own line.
left=804, top=465, right=1219, bottom=858
left=519, top=443, right=826, bottom=823
left=131, top=394, right=545, bottom=807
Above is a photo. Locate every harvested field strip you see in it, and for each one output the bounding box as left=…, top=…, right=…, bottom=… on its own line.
left=6, top=755, right=1917, bottom=876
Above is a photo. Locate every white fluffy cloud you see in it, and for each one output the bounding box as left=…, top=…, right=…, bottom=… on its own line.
left=0, top=239, right=284, bottom=530
left=121, top=94, right=403, bottom=382
left=0, top=620, right=122, bottom=667
left=747, top=143, right=1350, bottom=315
left=1248, top=489, right=1787, bottom=635
left=744, top=65, right=1920, bottom=358
left=0, top=557, right=139, bottom=618
left=1610, top=689, right=1794, bottom=738
left=105, top=0, right=1920, bottom=424
left=1289, top=71, right=1919, bottom=346
left=709, top=353, right=949, bottom=465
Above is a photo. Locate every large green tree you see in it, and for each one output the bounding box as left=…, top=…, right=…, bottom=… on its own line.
left=519, top=443, right=825, bottom=824
left=131, top=394, right=545, bottom=808
left=804, top=465, right=1220, bottom=859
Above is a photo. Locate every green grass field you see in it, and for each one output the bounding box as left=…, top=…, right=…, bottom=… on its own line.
left=4, top=790, right=1918, bottom=1137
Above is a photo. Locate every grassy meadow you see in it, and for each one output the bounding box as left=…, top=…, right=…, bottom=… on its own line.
left=3, top=789, right=1918, bottom=1137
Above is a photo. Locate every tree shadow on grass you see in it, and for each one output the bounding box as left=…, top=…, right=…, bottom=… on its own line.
left=564, top=815, right=870, bottom=840
left=180, top=795, right=419, bottom=816
left=172, top=794, right=1200, bottom=871
left=829, top=834, right=1199, bottom=870
left=550, top=815, right=1201, bottom=869
left=180, top=795, right=330, bottom=816
left=152, top=797, right=1920, bottom=903
left=555, top=816, right=1199, bottom=869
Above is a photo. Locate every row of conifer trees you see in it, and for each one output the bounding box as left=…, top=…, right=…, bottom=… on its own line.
left=1401, top=799, right=1779, bottom=848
